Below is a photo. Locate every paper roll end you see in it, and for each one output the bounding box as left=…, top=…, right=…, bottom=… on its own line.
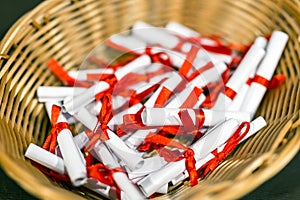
left=72, top=177, right=88, bottom=187
left=138, top=177, right=157, bottom=197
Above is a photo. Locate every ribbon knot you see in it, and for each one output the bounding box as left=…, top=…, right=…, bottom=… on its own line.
left=184, top=148, right=198, bottom=186
left=140, top=133, right=198, bottom=186
left=86, top=94, right=113, bottom=150
left=198, top=121, right=250, bottom=178
left=184, top=148, right=195, bottom=157
left=87, top=164, right=124, bottom=200
left=42, top=105, right=70, bottom=153
left=87, top=164, right=116, bottom=187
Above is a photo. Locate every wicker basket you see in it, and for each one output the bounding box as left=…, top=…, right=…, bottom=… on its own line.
left=0, top=0, right=300, bottom=199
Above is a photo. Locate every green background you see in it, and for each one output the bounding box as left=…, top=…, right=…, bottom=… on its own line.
left=0, top=0, right=299, bottom=199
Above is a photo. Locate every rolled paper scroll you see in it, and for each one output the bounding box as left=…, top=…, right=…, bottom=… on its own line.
left=114, top=54, right=151, bottom=80
left=126, top=154, right=169, bottom=180
left=166, top=21, right=200, bottom=38
left=68, top=68, right=114, bottom=81
left=240, top=31, right=288, bottom=118
left=228, top=36, right=268, bottom=111
left=140, top=107, right=250, bottom=127
left=105, top=129, right=167, bottom=172
left=124, top=85, right=205, bottom=148
left=25, top=143, right=65, bottom=175
left=57, top=129, right=87, bottom=186
left=132, top=21, right=181, bottom=50
left=37, top=86, right=86, bottom=102
left=171, top=116, right=267, bottom=185
left=94, top=143, right=146, bottom=199
left=73, top=107, right=98, bottom=131
left=137, top=119, right=239, bottom=197
left=74, top=108, right=167, bottom=173
left=133, top=21, right=232, bottom=64
left=212, top=42, right=266, bottom=110
left=125, top=77, right=205, bottom=148
left=72, top=109, right=144, bottom=171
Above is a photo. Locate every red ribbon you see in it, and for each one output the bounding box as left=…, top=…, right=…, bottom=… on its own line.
left=144, top=132, right=188, bottom=150
left=86, top=94, right=113, bottom=150
left=252, top=74, right=285, bottom=89
left=47, top=58, right=92, bottom=88
left=86, top=73, right=113, bottom=82
left=252, top=75, right=269, bottom=88
left=87, top=164, right=124, bottom=186
left=87, top=164, right=125, bottom=200
left=224, top=86, right=237, bottom=100
left=201, top=81, right=224, bottom=108
left=178, top=109, right=205, bottom=132
left=178, top=45, right=200, bottom=77
left=129, top=82, right=163, bottom=106
left=268, top=74, right=285, bottom=89
left=156, top=148, right=183, bottom=162
left=201, top=67, right=232, bottom=108
left=187, top=61, right=215, bottom=81
left=154, top=86, right=174, bottom=107
left=184, top=148, right=198, bottom=186
left=180, top=87, right=203, bottom=108
left=113, top=66, right=169, bottom=97
left=122, top=106, right=145, bottom=130
left=42, top=105, right=70, bottom=153
left=84, top=148, right=95, bottom=167
left=141, top=132, right=198, bottom=186
left=198, top=121, right=250, bottom=178
left=200, top=44, right=232, bottom=56
left=246, top=77, right=253, bottom=85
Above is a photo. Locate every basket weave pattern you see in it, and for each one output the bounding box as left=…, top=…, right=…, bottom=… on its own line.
left=0, top=0, right=300, bottom=199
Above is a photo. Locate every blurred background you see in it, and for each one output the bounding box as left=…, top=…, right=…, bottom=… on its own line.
left=0, top=0, right=299, bottom=199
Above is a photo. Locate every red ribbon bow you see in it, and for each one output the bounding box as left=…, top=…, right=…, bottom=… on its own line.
left=87, top=163, right=124, bottom=200
left=86, top=94, right=113, bottom=150
left=42, top=105, right=70, bottom=153
left=198, top=121, right=250, bottom=178
left=139, top=132, right=198, bottom=186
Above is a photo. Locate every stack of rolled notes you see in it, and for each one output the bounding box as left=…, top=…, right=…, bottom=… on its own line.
left=25, top=21, right=288, bottom=199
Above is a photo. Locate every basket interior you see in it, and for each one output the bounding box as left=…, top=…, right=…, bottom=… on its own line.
left=0, top=0, right=300, bottom=199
